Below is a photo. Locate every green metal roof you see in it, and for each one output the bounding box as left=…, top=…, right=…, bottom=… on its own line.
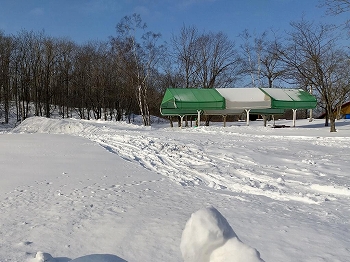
left=259, top=88, right=317, bottom=109
left=160, top=88, right=225, bottom=116
left=160, top=87, right=317, bottom=116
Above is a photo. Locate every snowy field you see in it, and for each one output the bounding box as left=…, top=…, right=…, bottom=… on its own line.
left=0, top=116, right=350, bottom=261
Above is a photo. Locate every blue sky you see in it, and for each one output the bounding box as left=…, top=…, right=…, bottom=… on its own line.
left=0, top=0, right=347, bottom=44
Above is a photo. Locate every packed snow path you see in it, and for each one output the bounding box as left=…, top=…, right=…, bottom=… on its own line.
left=13, top=117, right=350, bottom=207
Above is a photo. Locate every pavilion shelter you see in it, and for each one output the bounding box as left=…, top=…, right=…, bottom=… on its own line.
left=160, top=87, right=317, bottom=127
left=160, top=88, right=225, bottom=126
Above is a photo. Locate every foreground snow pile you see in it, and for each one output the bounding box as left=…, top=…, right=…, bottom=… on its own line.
left=29, top=207, right=262, bottom=262
left=181, top=207, right=264, bottom=262
left=28, top=252, right=54, bottom=262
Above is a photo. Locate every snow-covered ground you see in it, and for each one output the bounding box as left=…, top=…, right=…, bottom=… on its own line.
left=1, top=116, right=349, bottom=261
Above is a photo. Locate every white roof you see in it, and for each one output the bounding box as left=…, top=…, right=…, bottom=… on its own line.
left=260, top=88, right=293, bottom=101
left=215, top=88, right=271, bottom=109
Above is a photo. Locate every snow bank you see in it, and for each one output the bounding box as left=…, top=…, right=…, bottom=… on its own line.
left=181, top=207, right=264, bottom=262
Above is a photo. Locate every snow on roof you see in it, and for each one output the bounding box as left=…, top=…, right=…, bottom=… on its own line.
left=215, top=88, right=271, bottom=109
left=260, top=88, right=293, bottom=101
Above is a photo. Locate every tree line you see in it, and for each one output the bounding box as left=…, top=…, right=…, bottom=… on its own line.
left=0, top=5, right=350, bottom=131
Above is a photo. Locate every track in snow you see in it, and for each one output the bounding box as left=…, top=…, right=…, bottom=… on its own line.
left=12, top=117, right=350, bottom=205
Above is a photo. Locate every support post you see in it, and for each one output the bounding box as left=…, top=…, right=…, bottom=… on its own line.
left=245, top=109, right=251, bottom=126
left=180, top=115, right=184, bottom=128
left=223, top=115, right=227, bottom=127
left=292, top=109, right=297, bottom=127
left=309, top=85, right=313, bottom=122
left=263, top=115, right=267, bottom=127
left=309, top=109, right=313, bottom=122
left=197, top=110, right=201, bottom=127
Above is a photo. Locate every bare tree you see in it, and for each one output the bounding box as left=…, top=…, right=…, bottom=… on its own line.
left=240, top=30, right=258, bottom=86
left=41, top=37, right=59, bottom=118
left=323, top=0, right=350, bottom=14
left=322, top=0, right=350, bottom=33
left=279, top=19, right=350, bottom=132
left=172, top=26, right=241, bottom=89
left=195, top=31, right=241, bottom=88
left=112, top=13, right=165, bottom=126
left=0, top=31, right=13, bottom=123
left=259, top=39, right=287, bottom=88
left=12, top=30, right=45, bottom=121
left=240, top=30, right=287, bottom=88
left=171, top=25, right=200, bottom=88
left=55, top=38, right=77, bottom=118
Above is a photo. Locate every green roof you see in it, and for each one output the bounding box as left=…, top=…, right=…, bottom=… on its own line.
left=259, top=88, right=317, bottom=109
left=160, top=88, right=225, bottom=116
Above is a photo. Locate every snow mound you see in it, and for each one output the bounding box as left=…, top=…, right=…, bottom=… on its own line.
left=180, top=207, right=264, bottom=262
left=28, top=252, right=55, bottom=262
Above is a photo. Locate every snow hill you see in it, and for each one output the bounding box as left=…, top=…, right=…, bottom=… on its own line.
left=0, top=116, right=349, bottom=261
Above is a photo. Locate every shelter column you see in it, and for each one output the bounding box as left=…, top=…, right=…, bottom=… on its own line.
left=245, top=109, right=251, bottom=126
left=309, top=109, right=313, bottom=122
left=180, top=115, right=184, bottom=128
left=197, top=110, right=201, bottom=127
left=309, top=85, right=313, bottom=122
left=292, top=109, right=297, bottom=127
left=263, top=115, right=267, bottom=127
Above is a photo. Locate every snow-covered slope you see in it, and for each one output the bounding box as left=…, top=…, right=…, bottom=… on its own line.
left=1, top=117, right=349, bottom=261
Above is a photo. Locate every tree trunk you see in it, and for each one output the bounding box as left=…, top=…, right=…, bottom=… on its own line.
left=329, top=113, right=336, bottom=132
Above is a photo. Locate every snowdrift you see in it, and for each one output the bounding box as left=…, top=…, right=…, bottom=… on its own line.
left=29, top=207, right=263, bottom=262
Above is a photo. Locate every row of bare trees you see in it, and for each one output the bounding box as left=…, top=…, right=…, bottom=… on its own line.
left=0, top=14, right=167, bottom=126
left=0, top=30, right=130, bottom=123
left=1, top=9, right=350, bottom=131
